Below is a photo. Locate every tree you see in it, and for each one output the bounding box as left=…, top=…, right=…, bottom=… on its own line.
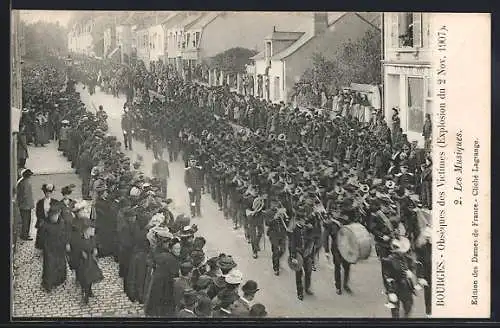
left=207, top=47, right=258, bottom=74
left=22, top=21, right=68, bottom=60
left=295, top=28, right=381, bottom=104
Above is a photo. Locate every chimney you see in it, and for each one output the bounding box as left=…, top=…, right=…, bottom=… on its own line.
left=311, top=12, right=328, bottom=35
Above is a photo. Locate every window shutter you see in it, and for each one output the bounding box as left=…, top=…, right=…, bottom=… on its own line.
left=413, top=12, right=422, bottom=48
left=390, top=13, right=399, bottom=48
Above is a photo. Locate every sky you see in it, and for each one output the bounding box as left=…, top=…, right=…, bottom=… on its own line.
left=18, top=10, right=73, bottom=27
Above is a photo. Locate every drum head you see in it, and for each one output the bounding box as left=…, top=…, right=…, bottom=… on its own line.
left=337, top=226, right=360, bottom=264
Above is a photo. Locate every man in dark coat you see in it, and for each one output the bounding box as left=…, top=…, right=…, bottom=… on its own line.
left=121, top=108, right=133, bottom=150
left=16, top=168, right=34, bottom=241
left=265, top=200, right=288, bottom=276
left=288, top=211, right=316, bottom=301
left=323, top=200, right=353, bottom=295
left=173, top=262, right=193, bottom=312
left=17, top=126, right=29, bottom=169
left=152, top=158, right=170, bottom=198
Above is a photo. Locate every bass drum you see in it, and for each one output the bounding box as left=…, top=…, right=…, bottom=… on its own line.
left=336, top=223, right=372, bottom=264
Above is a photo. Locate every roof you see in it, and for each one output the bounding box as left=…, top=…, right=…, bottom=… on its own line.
left=264, top=31, right=304, bottom=41
left=271, top=12, right=380, bottom=60
left=187, top=12, right=220, bottom=30
left=178, top=13, right=204, bottom=29
left=162, top=13, right=188, bottom=29
left=250, top=50, right=265, bottom=60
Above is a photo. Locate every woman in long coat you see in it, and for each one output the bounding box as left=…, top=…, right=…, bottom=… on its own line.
left=125, top=218, right=150, bottom=304
left=40, top=204, right=69, bottom=292
left=94, top=186, right=118, bottom=258
left=59, top=186, right=82, bottom=278
left=144, top=235, right=181, bottom=317
left=35, top=184, right=59, bottom=250
left=75, top=217, right=104, bottom=304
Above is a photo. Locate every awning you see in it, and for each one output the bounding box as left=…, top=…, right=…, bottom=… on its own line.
left=11, top=107, right=21, bottom=133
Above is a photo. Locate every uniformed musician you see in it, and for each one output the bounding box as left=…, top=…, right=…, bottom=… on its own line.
left=288, top=200, right=316, bottom=300
left=246, top=186, right=266, bottom=259
left=323, top=198, right=354, bottom=295
left=152, top=158, right=170, bottom=199
left=265, top=198, right=288, bottom=276
left=184, top=156, right=203, bottom=218
left=382, top=238, right=417, bottom=318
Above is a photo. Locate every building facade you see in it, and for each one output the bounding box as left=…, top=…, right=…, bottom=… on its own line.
left=382, top=12, right=431, bottom=146
left=103, top=26, right=117, bottom=58
left=148, top=23, right=166, bottom=63
left=116, top=24, right=133, bottom=63
left=165, top=13, right=203, bottom=76
left=134, top=27, right=150, bottom=68
left=67, top=18, right=95, bottom=56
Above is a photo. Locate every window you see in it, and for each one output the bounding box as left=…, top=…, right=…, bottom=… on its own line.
left=274, top=77, right=280, bottom=101
left=407, top=77, right=425, bottom=133
left=265, top=41, right=272, bottom=58
left=391, top=12, right=422, bottom=49
left=186, top=33, right=190, bottom=48
left=195, top=32, right=200, bottom=48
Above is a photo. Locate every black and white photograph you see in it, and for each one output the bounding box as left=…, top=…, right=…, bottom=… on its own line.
left=14, top=10, right=480, bottom=320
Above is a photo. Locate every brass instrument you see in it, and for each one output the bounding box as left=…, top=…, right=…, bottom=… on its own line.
left=293, top=187, right=304, bottom=197
left=359, top=183, right=370, bottom=194
left=278, top=133, right=286, bottom=142
left=268, top=133, right=276, bottom=141
left=246, top=195, right=265, bottom=217
left=385, top=180, right=396, bottom=189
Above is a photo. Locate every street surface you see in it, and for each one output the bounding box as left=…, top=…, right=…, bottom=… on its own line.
left=12, top=85, right=425, bottom=318
left=13, top=142, right=145, bottom=318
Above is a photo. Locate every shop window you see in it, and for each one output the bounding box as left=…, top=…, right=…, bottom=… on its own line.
left=407, top=77, right=425, bottom=133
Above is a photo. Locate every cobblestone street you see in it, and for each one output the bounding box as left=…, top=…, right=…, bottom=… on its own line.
left=12, top=174, right=145, bottom=318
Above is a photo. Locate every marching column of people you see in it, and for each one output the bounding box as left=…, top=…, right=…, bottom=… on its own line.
left=89, top=57, right=434, bottom=318
left=18, top=61, right=270, bottom=318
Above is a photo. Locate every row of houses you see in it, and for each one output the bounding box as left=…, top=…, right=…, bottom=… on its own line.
left=67, top=11, right=432, bottom=146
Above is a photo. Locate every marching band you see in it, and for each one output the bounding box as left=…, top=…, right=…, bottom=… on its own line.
left=17, top=56, right=433, bottom=319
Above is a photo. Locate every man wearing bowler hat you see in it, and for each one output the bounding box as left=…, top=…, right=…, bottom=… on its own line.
left=230, top=280, right=259, bottom=317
